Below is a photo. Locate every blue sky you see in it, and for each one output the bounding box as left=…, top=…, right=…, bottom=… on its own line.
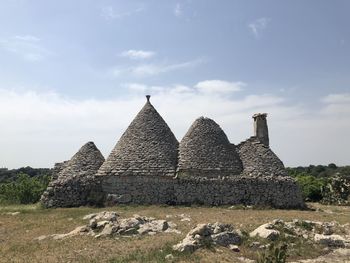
left=0, top=0, right=349, bottom=168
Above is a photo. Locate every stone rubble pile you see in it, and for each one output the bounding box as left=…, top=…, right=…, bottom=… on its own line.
left=249, top=219, right=350, bottom=248
left=173, top=223, right=242, bottom=253
left=36, top=211, right=179, bottom=241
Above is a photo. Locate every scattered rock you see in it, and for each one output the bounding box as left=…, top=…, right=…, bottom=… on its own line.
left=6, top=212, right=20, bottom=216
left=250, top=223, right=280, bottom=241
left=228, top=244, right=240, bottom=252
left=173, top=222, right=242, bottom=253
left=36, top=211, right=177, bottom=241
left=165, top=254, right=174, bottom=261
left=314, top=234, right=346, bottom=248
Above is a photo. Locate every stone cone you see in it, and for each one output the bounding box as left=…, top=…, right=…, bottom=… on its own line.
left=237, top=137, right=288, bottom=177
left=177, top=117, right=243, bottom=178
left=40, top=141, right=105, bottom=208
left=97, top=98, right=178, bottom=177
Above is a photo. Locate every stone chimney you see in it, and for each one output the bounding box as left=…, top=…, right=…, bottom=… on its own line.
left=252, top=113, right=269, bottom=146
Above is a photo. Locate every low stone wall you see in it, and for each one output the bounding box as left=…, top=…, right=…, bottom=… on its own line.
left=101, top=175, right=304, bottom=209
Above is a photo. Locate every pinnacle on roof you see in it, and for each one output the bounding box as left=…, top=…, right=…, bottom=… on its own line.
left=97, top=96, right=178, bottom=177
left=177, top=117, right=243, bottom=178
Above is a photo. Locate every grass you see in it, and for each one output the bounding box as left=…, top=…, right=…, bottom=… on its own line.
left=0, top=203, right=349, bottom=263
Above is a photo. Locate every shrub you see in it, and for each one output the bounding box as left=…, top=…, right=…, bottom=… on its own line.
left=295, top=174, right=327, bottom=202
left=0, top=173, right=50, bottom=204
left=257, top=243, right=288, bottom=263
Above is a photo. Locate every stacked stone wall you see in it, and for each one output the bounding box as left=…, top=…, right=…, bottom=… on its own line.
left=97, top=100, right=178, bottom=178
left=177, top=117, right=243, bottom=178
left=237, top=137, right=288, bottom=177
left=41, top=142, right=105, bottom=208
left=101, top=175, right=304, bottom=208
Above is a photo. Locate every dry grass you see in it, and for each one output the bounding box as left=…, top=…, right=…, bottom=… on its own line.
left=0, top=203, right=350, bottom=263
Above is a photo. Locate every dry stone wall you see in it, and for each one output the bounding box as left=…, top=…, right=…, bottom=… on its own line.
left=97, top=100, right=178, bottom=178
left=237, top=137, right=288, bottom=177
left=100, top=175, right=304, bottom=208
left=177, top=117, right=243, bottom=178
left=41, top=142, right=105, bottom=208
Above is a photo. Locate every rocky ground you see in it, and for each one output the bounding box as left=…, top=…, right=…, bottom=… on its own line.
left=1, top=203, right=350, bottom=262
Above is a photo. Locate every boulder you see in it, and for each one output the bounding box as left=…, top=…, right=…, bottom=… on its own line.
left=212, top=231, right=242, bottom=247
left=250, top=223, right=280, bottom=241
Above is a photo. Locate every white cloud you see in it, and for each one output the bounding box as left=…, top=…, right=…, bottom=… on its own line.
left=112, top=58, right=205, bottom=77
left=101, top=6, right=143, bottom=20
left=248, top=17, right=270, bottom=38
left=322, top=93, right=350, bottom=104
left=0, top=35, right=50, bottom=61
left=125, top=80, right=244, bottom=96
left=321, top=93, right=350, bottom=117
left=174, top=3, right=182, bottom=17
left=195, top=80, right=245, bottom=94
left=0, top=88, right=349, bottom=169
left=120, top=49, right=155, bottom=60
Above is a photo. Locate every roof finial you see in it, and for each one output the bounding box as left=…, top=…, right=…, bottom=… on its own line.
left=146, top=95, right=151, bottom=102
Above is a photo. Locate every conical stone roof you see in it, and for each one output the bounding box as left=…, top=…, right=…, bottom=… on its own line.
left=177, top=117, right=243, bottom=178
left=58, top=141, right=105, bottom=178
left=97, top=96, right=179, bottom=177
left=40, top=141, right=105, bottom=208
left=237, top=137, right=288, bottom=177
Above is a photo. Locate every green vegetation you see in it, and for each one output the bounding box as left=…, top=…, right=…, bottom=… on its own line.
left=110, top=243, right=197, bottom=263
left=0, top=166, right=51, bottom=183
left=257, top=243, right=288, bottom=263
left=294, top=174, right=327, bottom=202
left=0, top=173, right=50, bottom=204
left=287, top=164, right=350, bottom=204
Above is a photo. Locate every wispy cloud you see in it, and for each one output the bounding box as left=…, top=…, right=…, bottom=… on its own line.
left=0, top=35, right=50, bottom=61
left=124, top=80, right=244, bottom=98
left=101, top=6, right=143, bottom=20
left=120, top=49, right=155, bottom=60
left=248, top=17, right=270, bottom=38
left=112, top=58, right=205, bottom=77
left=174, top=3, right=183, bottom=17
left=195, top=80, right=245, bottom=94
left=321, top=93, right=350, bottom=117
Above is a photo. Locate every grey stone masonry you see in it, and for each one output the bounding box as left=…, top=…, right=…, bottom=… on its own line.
left=102, top=175, right=304, bottom=208
left=97, top=96, right=179, bottom=178
left=177, top=117, right=242, bottom=178
left=41, top=142, right=105, bottom=208
left=237, top=137, right=287, bottom=177
left=42, top=96, right=305, bottom=209
left=51, top=161, right=69, bottom=181
left=253, top=113, right=269, bottom=146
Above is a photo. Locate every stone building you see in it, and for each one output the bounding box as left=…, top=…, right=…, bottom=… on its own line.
left=41, top=142, right=105, bottom=208
left=42, top=96, right=304, bottom=208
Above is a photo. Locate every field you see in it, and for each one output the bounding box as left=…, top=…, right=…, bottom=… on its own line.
left=1, top=203, right=350, bottom=263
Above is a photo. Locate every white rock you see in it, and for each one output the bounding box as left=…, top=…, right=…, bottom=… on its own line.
left=250, top=224, right=280, bottom=241
left=228, top=244, right=240, bottom=252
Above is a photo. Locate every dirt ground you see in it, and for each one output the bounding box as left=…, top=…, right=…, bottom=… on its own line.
left=1, top=203, right=350, bottom=263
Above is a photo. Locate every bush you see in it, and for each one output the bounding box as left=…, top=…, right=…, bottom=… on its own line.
left=295, top=174, right=327, bottom=202
left=257, top=243, right=288, bottom=263
left=321, top=175, right=350, bottom=205
left=0, top=173, right=50, bottom=204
